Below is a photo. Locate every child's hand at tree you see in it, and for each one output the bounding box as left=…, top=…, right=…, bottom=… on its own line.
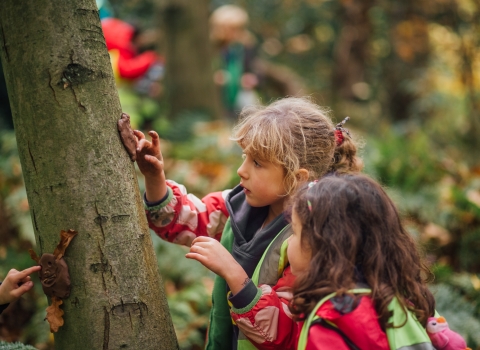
left=134, top=130, right=164, bottom=177
left=0, top=266, right=41, bottom=305
left=186, top=237, right=249, bottom=295
left=134, top=130, right=168, bottom=203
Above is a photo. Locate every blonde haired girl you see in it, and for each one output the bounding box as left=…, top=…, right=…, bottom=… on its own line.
left=134, top=97, right=361, bottom=350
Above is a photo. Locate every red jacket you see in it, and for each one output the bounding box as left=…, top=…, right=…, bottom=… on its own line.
left=145, top=181, right=297, bottom=349
left=298, top=295, right=389, bottom=350
left=101, top=18, right=159, bottom=79
left=230, top=266, right=298, bottom=350
left=145, top=180, right=229, bottom=246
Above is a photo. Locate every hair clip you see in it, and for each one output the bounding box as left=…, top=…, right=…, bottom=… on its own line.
left=307, top=200, right=313, bottom=212
left=306, top=180, right=318, bottom=212
left=334, top=116, right=351, bottom=146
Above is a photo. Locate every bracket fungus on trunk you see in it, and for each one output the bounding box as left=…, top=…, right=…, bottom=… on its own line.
left=30, top=229, right=78, bottom=332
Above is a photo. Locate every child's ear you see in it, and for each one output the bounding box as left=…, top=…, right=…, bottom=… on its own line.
left=296, top=168, right=309, bottom=183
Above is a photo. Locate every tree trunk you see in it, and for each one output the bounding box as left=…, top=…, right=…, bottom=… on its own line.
left=451, top=1, right=480, bottom=152
left=0, top=1, right=178, bottom=349
left=159, top=0, right=220, bottom=119
left=383, top=1, right=430, bottom=121
left=331, top=0, right=374, bottom=102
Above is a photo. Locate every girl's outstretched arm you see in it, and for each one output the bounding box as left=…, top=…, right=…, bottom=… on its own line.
left=0, top=266, right=41, bottom=306
left=136, top=130, right=231, bottom=247
left=144, top=179, right=231, bottom=246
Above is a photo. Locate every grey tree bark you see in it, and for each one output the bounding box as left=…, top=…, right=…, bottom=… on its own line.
left=0, top=1, right=178, bottom=349
left=159, top=0, right=221, bottom=119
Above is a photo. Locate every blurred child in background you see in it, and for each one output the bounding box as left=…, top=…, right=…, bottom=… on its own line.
left=210, top=5, right=260, bottom=121
left=102, top=17, right=164, bottom=98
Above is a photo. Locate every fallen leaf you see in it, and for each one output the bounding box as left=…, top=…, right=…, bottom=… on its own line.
left=471, top=274, right=480, bottom=290
left=29, top=249, right=40, bottom=264
left=422, top=223, right=452, bottom=246
left=466, top=189, right=480, bottom=208
left=53, top=229, right=78, bottom=261
left=45, top=296, right=64, bottom=333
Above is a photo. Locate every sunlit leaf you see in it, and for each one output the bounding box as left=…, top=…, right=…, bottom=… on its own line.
left=45, top=296, right=64, bottom=333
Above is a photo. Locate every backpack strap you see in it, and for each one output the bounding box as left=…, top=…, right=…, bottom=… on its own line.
left=298, top=288, right=435, bottom=350
left=310, top=318, right=361, bottom=350
left=297, top=289, right=371, bottom=350
left=251, top=224, right=291, bottom=286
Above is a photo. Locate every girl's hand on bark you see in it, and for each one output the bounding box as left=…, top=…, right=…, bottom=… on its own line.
left=134, top=130, right=164, bottom=179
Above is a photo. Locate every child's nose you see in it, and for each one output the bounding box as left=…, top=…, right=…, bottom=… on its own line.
left=237, top=161, right=248, bottom=179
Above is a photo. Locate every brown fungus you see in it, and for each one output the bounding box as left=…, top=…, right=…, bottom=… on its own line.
left=29, top=229, right=78, bottom=333
left=117, top=112, right=137, bottom=161
left=39, top=253, right=71, bottom=299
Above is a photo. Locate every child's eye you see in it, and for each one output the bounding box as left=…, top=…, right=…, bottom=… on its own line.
left=253, top=159, right=261, bottom=167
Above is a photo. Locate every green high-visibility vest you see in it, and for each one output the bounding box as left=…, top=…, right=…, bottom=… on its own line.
left=236, top=225, right=291, bottom=350
left=205, top=218, right=292, bottom=350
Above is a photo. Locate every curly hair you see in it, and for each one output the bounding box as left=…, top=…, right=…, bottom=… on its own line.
left=330, top=135, right=363, bottom=174
left=290, top=174, right=435, bottom=329
left=231, top=97, right=361, bottom=195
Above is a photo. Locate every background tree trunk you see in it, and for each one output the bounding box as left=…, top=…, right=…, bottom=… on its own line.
left=159, top=0, right=220, bottom=120
left=0, top=1, right=178, bottom=349
left=331, top=0, right=374, bottom=102
left=383, top=1, right=430, bottom=121
left=449, top=1, right=480, bottom=152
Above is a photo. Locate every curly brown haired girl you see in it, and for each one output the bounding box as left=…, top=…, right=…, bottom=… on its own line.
left=289, top=174, right=440, bottom=349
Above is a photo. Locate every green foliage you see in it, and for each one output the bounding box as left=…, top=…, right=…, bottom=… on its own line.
left=154, top=234, right=215, bottom=288
left=0, top=131, right=22, bottom=198
left=362, top=128, right=447, bottom=225
left=0, top=131, right=34, bottom=242
left=154, top=110, right=211, bottom=143
left=451, top=185, right=480, bottom=223
left=117, top=86, right=162, bottom=130
left=362, top=123, right=480, bottom=275
left=459, top=228, right=480, bottom=271
left=363, top=128, right=445, bottom=193
left=432, top=264, right=480, bottom=314
left=0, top=342, right=37, bottom=350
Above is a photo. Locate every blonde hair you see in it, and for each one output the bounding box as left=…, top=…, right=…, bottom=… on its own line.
left=232, top=97, right=353, bottom=195
left=210, top=5, right=249, bottom=28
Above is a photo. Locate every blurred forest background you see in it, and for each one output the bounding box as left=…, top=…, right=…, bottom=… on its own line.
left=1, top=0, right=480, bottom=349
